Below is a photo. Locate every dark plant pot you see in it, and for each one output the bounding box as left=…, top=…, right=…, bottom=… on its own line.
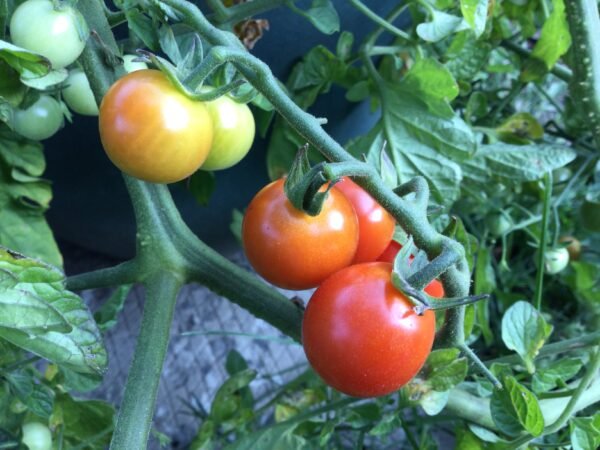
left=45, top=2, right=399, bottom=259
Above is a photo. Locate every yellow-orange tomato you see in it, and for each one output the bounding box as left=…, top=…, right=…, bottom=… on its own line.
left=98, top=70, right=213, bottom=183
left=242, top=179, right=359, bottom=290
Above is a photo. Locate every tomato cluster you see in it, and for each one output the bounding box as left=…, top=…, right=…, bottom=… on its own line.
left=242, top=177, right=439, bottom=397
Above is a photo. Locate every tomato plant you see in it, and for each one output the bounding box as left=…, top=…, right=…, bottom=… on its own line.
left=377, top=240, right=445, bottom=298
left=242, top=178, right=358, bottom=290
left=200, top=92, right=255, bottom=171
left=9, top=0, right=88, bottom=69
left=544, top=247, right=570, bottom=275
left=122, top=54, right=148, bottom=73
left=12, top=95, right=63, bottom=140
left=98, top=69, right=214, bottom=184
left=62, top=68, right=98, bottom=116
left=21, top=422, right=52, bottom=450
left=302, top=262, right=436, bottom=397
left=334, top=177, right=395, bottom=263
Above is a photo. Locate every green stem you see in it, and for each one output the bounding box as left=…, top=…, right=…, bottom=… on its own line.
left=66, top=260, right=140, bottom=291
left=347, top=0, right=412, bottom=42
left=564, top=0, right=600, bottom=148
left=534, top=171, right=553, bottom=311
left=109, top=271, right=182, bottom=450
left=208, top=0, right=289, bottom=24
left=501, top=40, right=572, bottom=82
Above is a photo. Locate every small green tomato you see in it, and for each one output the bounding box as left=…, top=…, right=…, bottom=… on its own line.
left=21, top=422, right=52, bottom=450
left=123, top=54, right=149, bottom=73
left=13, top=95, right=63, bottom=140
left=544, top=248, right=570, bottom=275
left=62, top=68, right=99, bottom=116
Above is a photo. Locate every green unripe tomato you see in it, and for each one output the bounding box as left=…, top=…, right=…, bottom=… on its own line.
left=62, top=68, right=98, bottom=116
left=13, top=95, right=63, bottom=140
left=123, top=54, right=148, bottom=73
left=21, top=422, right=52, bottom=450
left=486, top=212, right=512, bottom=237
left=544, top=248, right=570, bottom=275
left=10, top=0, right=88, bottom=69
left=201, top=94, right=255, bottom=171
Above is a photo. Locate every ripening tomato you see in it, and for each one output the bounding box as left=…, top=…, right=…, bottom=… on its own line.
left=242, top=179, right=359, bottom=290
left=200, top=92, right=255, bottom=171
left=302, top=262, right=436, bottom=397
left=10, top=0, right=88, bottom=69
left=377, top=241, right=445, bottom=298
left=334, top=177, right=395, bottom=263
left=99, top=70, right=214, bottom=183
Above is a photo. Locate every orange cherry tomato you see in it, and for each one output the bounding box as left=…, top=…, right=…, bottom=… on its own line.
left=302, top=262, right=436, bottom=397
left=335, top=177, right=395, bottom=263
left=242, top=179, right=359, bottom=290
left=99, top=69, right=213, bottom=183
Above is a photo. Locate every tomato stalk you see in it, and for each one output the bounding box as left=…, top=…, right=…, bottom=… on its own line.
left=534, top=171, right=553, bottom=310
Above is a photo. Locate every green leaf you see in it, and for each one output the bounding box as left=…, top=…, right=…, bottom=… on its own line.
left=188, top=170, right=216, bottom=206
left=496, top=113, right=544, bottom=141
left=570, top=415, right=600, bottom=450
left=20, top=68, right=68, bottom=90
left=349, top=84, right=475, bottom=207
left=369, top=413, right=401, bottom=436
left=465, top=143, right=576, bottom=183
left=0, top=39, right=50, bottom=78
left=126, top=9, right=159, bottom=51
left=225, top=350, right=249, bottom=375
left=224, top=421, right=309, bottom=450
left=0, top=248, right=107, bottom=375
left=445, top=31, right=492, bottom=81
left=210, top=369, right=256, bottom=422
left=565, top=261, right=600, bottom=304
left=54, top=394, right=114, bottom=449
left=423, top=348, right=469, bottom=391
left=6, top=370, right=54, bottom=419
left=400, top=58, right=459, bottom=115
left=336, top=31, right=354, bottom=60
left=490, top=376, right=544, bottom=437
left=532, top=358, right=583, bottom=393
left=416, top=9, right=470, bottom=42
left=94, top=285, right=132, bottom=332
left=460, top=0, right=489, bottom=37
left=420, top=389, right=449, bottom=416
left=0, top=288, right=71, bottom=333
left=501, top=301, right=552, bottom=373
left=288, top=0, right=340, bottom=35
left=525, top=0, right=571, bottom=80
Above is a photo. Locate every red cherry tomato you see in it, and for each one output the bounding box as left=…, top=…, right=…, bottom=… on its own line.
left=302, top=262, right=436, bottom=397
left=242, top=179, right=359, bottom=290
left=335, top=177, right=395, bottom=263
left=377, top=241, right=445, bottom=298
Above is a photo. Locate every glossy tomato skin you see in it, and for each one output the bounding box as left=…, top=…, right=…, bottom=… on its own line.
left=10, top=0, right=88, bottom=69
left=335, top=177, right=395, bottom=263
left=201, top=93, right=255, bottom=171
left=13, top=95, right=63, bottom=141
left=99, top=70, right=213, bottom=184
left=302, top=262, right=436, bottom=397
left=242, top=179, right=359, bottom=290
left=377, top=241, right=445, bottom=298
left=63, top=69, right=98, bottom=116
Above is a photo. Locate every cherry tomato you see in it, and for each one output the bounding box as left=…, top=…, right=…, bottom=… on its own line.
left=334, top=177, right=395, bottom=263
left=302, top=262, right=436, bottom=397
left=122, top=54, right=148, bottom=73
left=200, top=92, right=255, bottom=171
left=242, top=179, right=359, bottom=290
left=12, top=95, right=63, bottom=140
left=377, top=241, right=445, bottom=298
left=544, top=248, right=569, bottom=274
left=21, top=422, right=52, bottom=450
left=62, top=68, right=98, bottom=116
left=99, top=69, right=214, bottom=184
left=10, top=0, right=88, bottom=69
left=559, top=236, right=582, bottom=261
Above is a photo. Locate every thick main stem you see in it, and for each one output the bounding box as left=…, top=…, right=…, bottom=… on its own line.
left=109, top=271, right=182, bottom=450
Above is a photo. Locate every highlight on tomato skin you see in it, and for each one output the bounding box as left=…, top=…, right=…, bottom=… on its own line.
left=302, top=262, right=436, bottom=398
left=242, top=179, right=359, bottom=290
left=377, top=241, right=446, bottom=298
left=334, top=177, right=395, bottom=263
